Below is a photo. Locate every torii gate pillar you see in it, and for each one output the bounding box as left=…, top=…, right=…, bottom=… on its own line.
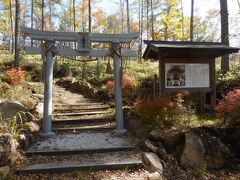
left=40, top=40, right=55, bottom=138
left=113, top=40, right=126, bottom=134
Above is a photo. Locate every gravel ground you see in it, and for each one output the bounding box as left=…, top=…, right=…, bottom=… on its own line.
left=15, top=168, right=149, bottom=180
left=28, top=132, right=134, bottom=151
left=16, top=151, right=142, bottom=167
left=53, top=122, right=116, bottom=129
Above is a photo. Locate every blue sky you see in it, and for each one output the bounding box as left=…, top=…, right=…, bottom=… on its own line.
left=96, top=0, right=239, bottom=17
left=95, top=0, right=240, bottom=46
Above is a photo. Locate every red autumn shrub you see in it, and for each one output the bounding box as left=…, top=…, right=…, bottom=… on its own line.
left=216, top=88, right=240, bottom=125
left=106, top=73, right=139, bottom=98
left=134, top=90, right=196, bottom=128
left=6, top=67, right=25, bottom=85
left=134, top=96, right=184, bottom=127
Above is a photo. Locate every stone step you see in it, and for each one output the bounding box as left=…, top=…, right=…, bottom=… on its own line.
left=54, top=103, right=106, bottom=107
left=52, top=124, right=116, bottom=132
left=15, top=160, right=143, bottom=174
left=25, top=146, right=135, bottom=156
left=52, top=116, right=114, bottom=124
left=53, top=111, right=107, bottom=117
left=53, top=99, right=93, bottom=103
left=53, top=106, right=109, bottom=112
left=53, top=95, right=87, bottom=98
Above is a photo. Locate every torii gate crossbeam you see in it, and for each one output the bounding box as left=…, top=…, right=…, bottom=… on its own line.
left=21, top=27, right=139, bottom=137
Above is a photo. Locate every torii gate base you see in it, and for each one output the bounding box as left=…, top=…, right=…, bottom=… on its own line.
left=21, top=27, right=138, bottom=138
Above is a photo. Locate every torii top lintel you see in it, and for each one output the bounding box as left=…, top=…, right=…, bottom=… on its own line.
left=20, top=27, right=139, bottom=58
left=21, top=27, right=139, bottom=43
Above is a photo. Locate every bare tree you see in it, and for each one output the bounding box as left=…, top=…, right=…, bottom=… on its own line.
left=31, top=0, right=34, bottom=46
left=150, top=0, right=154, bottom=40
left=73, top=0, right=76, bottom=32
left=139, top=0, right=143, bottom=61
left=220, top=0, right=230, bottom=73
left=9, top=0, right=14, bottom=54
left=126, top=0, right=130, bottom=33
left=181, top=0, right=184, bottom=40
left=82, top=0, right=85, bottom=32
left=89, top=0, right=91, bottom=32
left=190, top=0, right=194, bottom=41
left=14, top=0, right=20, bottom=67
left=146, top=0, right=149, bottom=40
left=42, top=0, right=44, bottom=30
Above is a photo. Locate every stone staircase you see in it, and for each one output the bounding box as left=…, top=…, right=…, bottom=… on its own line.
left=15, top=85, right=144, bottom=178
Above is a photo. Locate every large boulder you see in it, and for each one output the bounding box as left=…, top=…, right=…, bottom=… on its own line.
left=142, top=152, right=163, bottom=175
left=219, top=128, right=240, bottom=159
left=0, top=101, right=28, bottom=122
left=229, top=129, right=240, bottom=159
left=0, top=133, right=19, bottom=166
left=150, top=128, right=183, bottom=150
left=180, top=127, right=233, bottom=169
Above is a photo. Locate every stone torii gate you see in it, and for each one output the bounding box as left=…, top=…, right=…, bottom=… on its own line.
left=21, top=27, right=139, bottom=137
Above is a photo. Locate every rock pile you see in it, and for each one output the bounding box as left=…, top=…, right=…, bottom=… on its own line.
left=143, top=126, right=240, bottom=175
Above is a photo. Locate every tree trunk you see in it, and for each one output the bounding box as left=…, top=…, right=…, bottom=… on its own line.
left=23, top=0, right=27, bottom=47
left=119, top=0, right=124, bottom=33
left=49, top=2, right=52, bottom=30
left=126, top=0, right=130, bottom=33
left=220, top=0, right=229, bottom=73
left=150, top=0, right=154, bottom=40
left=138, top=0, right=141, bottom=60
left=88, top=0, right=91, bottom=32
left=190, top=0, right=194, bottom=41
left=42, top=0, right=44, bottom=30
left=139, top=0, right=143, bottom=61
left=181, top=0, right=184, bottom=40
left=82, top=0, right=85, bottom=32
left=14, top=0, right=20, bottom=67
left=9, top=0, right=14, bottom=54
left=146, top=0, right=149, bottom=40
left=31, top=0, right=34, bottom=46
left=40, top=0, right=45, bottom=82
left=73, top=0, right=76, bottom=32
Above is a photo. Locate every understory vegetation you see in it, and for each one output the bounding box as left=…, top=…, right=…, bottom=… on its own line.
left=1, top=52, right=240, bottom=131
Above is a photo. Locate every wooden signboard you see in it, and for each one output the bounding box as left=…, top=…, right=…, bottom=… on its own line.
left=143, top=41, right=240, bottom=112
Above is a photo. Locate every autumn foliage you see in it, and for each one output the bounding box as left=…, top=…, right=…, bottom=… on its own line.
left=216, top=88, right=240, bottom=125
left=6, top=67, right=25, bottom=85
left=106, top=73, right=139, bottom=98
left=134, top=90, right=196, bottom=128
left=134, top=95, right=184, bottom=126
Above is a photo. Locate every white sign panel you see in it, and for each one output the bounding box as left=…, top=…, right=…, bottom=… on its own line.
left=165, top=63, right=210, bottom=88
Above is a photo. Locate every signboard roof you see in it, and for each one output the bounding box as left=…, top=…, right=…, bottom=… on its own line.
left=143, top=40, right=240, bottom=59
